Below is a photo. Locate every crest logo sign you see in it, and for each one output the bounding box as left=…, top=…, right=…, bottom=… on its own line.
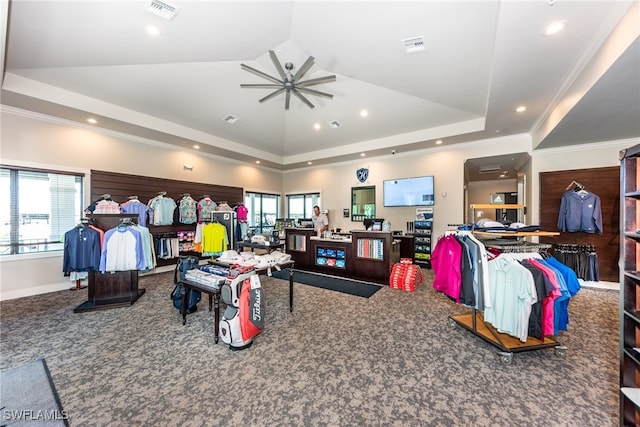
left=356, top=168, right=369, bottom=183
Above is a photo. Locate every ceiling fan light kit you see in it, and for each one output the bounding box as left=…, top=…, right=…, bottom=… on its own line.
left=241, top=50, right=336, bottom=110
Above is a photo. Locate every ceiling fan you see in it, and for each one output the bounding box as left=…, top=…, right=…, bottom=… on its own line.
left=240, top=50, right=336, bottom=110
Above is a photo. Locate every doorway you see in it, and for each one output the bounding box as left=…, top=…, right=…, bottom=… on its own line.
left=463, top=152, right=530, bottom=224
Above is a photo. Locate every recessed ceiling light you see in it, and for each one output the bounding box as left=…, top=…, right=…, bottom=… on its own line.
left=146, top=26, right=160, bottom=36
left=543, top=20, right=566, bottom=36
left=86, top=118, right=97, bottom=124
left=360, top=110, right=368, bottom=117
left=313, top=123, right=321, bottom=130
left=515, top=106, right=527, bottom=113
left=435, top=140, right=443, bottom=145
left=307, top=161, right=313, bottom=165
left=255, top=160, right=260, bottom=164
left=193, top=145, right=200, bottom=149
left=360, top=153, right=366, bottom=157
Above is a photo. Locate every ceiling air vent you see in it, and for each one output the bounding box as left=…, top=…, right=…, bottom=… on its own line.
left=402, top=36, right=425, bottom=53
left=223, top=114, right=239, bottom=124
left=479, top=165, right=502, bottom=174
left=144, top=0, right=181, bottom=20
left=327, top=120, right=341, bottom=129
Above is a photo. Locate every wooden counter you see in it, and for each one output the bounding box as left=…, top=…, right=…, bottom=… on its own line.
left=284, top=228, right=400, bottom=284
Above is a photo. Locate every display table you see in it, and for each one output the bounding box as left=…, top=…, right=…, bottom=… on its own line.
left=237, top=241, right=285, bottom=253
left=179, top=279, right=222, bottom=342
left=180, top=261, right=295, bottom=343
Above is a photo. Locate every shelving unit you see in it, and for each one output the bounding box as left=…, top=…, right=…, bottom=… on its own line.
left=413, top=220, right=432, bottom=268
left=356, top=237, right=384, bottom=260
left=470, top=203, right=560, bottom=239
left=620, top=144, right=640, bottom=426
left=470, top=203, right=525, bottom=223
left=315, top=246, right=347, bottom=268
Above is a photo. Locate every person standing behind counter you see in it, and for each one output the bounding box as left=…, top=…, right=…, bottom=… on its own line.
left=312, top=205, right=329, bottom=236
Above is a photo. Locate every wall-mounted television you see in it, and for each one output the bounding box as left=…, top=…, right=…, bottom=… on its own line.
left=383, top=176, right=434, bottom=207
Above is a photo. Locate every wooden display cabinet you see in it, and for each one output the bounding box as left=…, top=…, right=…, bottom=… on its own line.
left=620, top=144, right=640, bottom=426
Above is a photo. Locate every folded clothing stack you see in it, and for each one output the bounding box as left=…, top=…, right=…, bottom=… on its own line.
left=184, top=270, right=227, bottom=290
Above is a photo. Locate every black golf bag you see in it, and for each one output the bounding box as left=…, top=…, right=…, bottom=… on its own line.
left=171, top=256, right=201, bottom=314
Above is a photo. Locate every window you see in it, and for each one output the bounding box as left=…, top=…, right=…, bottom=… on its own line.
left=245, top=192, right=280, bottom=234
left=287, top=193, right=321, bottom=221
left=0, top=166, right=84, bottom=255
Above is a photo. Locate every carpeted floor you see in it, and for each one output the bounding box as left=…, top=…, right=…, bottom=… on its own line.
left=0, top=269, right=620, bottom=426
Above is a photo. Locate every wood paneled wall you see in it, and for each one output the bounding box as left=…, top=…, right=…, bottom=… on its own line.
left=90, top=170, right=243, bottom=266
left=539, top=167, right=619, bottom=282
left=90, top=170, right=243, bottom=209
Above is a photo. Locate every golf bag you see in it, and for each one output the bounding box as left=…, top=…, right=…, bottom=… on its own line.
left=219, top=267, right=265, bottom=350
left=171, top=256, right=201, bottom=314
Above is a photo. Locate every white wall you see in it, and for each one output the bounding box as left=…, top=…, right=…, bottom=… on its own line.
left=283, top=134, right=532, bottom=241
left=2, top=106, right=637, bottom=300
left=0, top=109, right=282, bottom=300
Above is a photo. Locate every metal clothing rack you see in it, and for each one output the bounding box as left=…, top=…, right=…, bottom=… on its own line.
left=447, top=208, right=566, bottom=364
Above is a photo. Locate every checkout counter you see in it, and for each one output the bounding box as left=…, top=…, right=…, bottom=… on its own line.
left=284, top=228, right=400, bottom=284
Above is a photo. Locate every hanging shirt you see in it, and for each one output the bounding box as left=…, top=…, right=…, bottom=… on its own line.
left=179, top=196, right=198, bottom=224
left=201, top=222, right=228, bottom=256
left=148, top=195, right=177, bottom=226
left=236, top=204, right=248, bottom=221
left=483, top=256, right=536, bottom=342
left=431, top=234, right=463, bottom=303
left=99, top=226, right=145, bottom=272
left=198, top=198, right=217, bottom=222
left=94, top=199, right=121, bottom=214
left=120, top=199, right=150, bottom=227
left=63, top=226, right=102, bottom=274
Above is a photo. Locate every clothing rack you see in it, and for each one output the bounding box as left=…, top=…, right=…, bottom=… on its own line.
left=443, top=232, right=565, bottom=364
left=68, top=217, right=97, bottom=290
left=153, top=232, right=179, bottom=238
left=552, top=243, right=599, bottom=281
left=485, top=242, right=552, bottom=252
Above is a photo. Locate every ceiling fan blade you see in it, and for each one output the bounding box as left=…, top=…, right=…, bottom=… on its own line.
left=296, top=86, right=334, bottom=99
left=240, top=63, right=283, bottom=85
left=297, top=75, right=337, bottom=87
left=292, top=88, right=315, bottom=109
left=285, top=90, right=291, bottom=110
left=258, top=87, right=287, bottom=104
left=240, top=84, right=282, bottom=88
left=268, top=50, right=288, bottom=81
left=292, top=56, right=315, bottom=82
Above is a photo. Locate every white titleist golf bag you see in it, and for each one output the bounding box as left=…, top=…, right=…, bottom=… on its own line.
left=219, top=267, right=265, bottom=350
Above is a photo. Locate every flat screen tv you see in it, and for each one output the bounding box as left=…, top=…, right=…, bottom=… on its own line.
left=383, top=176, right=434, bottom=207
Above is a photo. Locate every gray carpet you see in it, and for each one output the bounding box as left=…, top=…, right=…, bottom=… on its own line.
left=0, top=269, right=620, bottom=426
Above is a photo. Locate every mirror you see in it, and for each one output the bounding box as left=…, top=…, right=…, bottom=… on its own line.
left=351, top=186, right=375, bottom=222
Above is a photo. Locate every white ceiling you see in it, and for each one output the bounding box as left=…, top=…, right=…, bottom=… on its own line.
left=1, top=0, right=639, bottom=175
